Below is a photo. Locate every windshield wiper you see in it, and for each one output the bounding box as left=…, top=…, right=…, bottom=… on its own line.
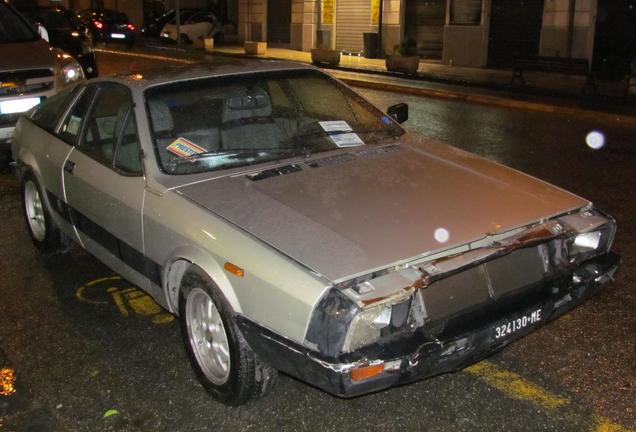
left=284, top=128, right=399, bottom=143
left=173, top=147, right=305, bottom=167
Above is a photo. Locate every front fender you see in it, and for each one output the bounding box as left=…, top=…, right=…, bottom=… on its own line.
left=162, top=244, right=242, bottom=315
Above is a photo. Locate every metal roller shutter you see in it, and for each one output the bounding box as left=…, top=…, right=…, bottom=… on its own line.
left=335, top=0, right=373, bottom=53
left=405, top=0, right=446, bottom=59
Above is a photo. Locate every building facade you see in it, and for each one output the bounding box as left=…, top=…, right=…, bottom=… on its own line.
left=16, top=0, right=634, bottom=74
left=237, top=0, right=606, bottom=69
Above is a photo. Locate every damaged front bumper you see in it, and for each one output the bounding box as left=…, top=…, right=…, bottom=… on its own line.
left=237, top=252, right=619, bottom=398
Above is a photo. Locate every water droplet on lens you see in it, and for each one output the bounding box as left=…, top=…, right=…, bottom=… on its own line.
left=585, top=131, right=605, bottom=150
left=434, top=228, right=449, bottom=243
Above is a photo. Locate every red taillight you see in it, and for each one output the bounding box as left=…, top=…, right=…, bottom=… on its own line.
left=92, top=19, right=104, bottom=29
left=127, top=23, right=135, bottom=31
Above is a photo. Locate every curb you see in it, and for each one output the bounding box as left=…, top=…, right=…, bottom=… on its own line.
left=331, top=73, right=636, bottom=127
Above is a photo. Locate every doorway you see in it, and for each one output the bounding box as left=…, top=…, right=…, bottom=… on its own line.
left=267, top=0, right=291, bottom=45
left=488, top=0, right=545, bottom=68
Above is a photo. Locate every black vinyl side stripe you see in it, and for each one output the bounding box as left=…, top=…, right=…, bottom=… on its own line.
left=46, top=190, right=162, bottom=286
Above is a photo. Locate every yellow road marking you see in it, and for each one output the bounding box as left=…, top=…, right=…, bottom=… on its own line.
left=465, top=360, right=569, bottom=410
left=95, top=48, right=197, bottom=65
left=594, top=416, right=634, bottom=432
left=76, top=277, right=174, bottom=324
left=466, top=362, right=634, bottom=430
left=86, top=276, right=121, bottom=286
left=107, top=287, right=129, bottom=317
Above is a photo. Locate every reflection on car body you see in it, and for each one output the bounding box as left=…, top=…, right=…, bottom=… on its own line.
left=11, top=59, right=619, bottom=405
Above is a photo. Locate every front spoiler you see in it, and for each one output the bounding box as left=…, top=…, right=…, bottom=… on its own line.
left=237, top=252, right=619, bottom=398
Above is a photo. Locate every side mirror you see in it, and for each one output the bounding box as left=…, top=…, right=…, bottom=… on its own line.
left=387, top=103, right=408, bottom=124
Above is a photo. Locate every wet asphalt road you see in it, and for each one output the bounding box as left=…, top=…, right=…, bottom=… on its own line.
left=0, top=49, right=634, bottom=431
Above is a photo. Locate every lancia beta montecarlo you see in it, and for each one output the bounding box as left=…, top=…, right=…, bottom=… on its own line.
left=11, top=60, right=619, bottom=405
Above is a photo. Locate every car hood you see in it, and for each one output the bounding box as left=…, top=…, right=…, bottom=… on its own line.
left=0, top=39, right=56, bottom=71
left=175, top=140, right=588, bottom=282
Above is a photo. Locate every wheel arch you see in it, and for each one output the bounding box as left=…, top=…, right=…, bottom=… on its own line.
left=162, top=245, right=242, bottom=316
left=18, top=163, right=55, bottom=213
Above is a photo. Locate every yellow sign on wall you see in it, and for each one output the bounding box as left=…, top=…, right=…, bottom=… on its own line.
left=371, top=0, right=380, bottom=25
left=322, top=0, right=334, bottom=24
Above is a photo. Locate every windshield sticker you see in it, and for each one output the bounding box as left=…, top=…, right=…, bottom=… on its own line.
left=319, top=120, right=352, bottom=133
left=166, top=137, right=206, bottom=158
left=381, top=115, right=393, bottom=125
left=319, top=120, right=365, bottom=148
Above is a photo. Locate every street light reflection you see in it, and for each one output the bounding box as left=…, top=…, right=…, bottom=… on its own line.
left=0, top=367, right=16, bottom=396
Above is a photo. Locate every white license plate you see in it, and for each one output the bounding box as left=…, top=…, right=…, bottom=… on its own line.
left=493, top=308, right=543, bottom=340
left=111, top=33, right=126, bottom=39
left=0, top=97, right=41, bottom=114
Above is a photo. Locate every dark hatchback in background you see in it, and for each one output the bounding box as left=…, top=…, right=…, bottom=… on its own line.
left=16, top=5, right=97, bottom=78
left=76, top=9, right=135, bottom=48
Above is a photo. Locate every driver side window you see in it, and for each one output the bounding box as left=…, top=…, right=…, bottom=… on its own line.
left=79, top=84, right=142, bottom=175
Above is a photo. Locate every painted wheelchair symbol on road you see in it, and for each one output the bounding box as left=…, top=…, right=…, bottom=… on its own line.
left=76, top=276, right=174, bottom=325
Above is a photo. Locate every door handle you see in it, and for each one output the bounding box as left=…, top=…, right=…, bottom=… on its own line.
left=64, top=160, right=76, bottom=174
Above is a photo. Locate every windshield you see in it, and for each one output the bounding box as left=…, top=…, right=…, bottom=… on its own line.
left=0, top=3, right=39, bottom=43
left=146, top=69, right=404, bottom=175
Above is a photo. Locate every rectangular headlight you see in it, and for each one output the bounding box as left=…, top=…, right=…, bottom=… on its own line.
left=574, top=231, right=602, bottom=251
left=569, top=226, right=612, bottom=264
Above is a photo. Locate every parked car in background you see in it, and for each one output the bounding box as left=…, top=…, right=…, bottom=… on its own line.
left=10, top=60, right=619, bottom=405
left=160, top=10, right=221, bottom=45
left=141, top=8, right=198, bottom=38
left=16, top=5, right=98, bottom=78
left=76, top=9, right=135, bottom=48
left=0, top=0, right=84, bottom=166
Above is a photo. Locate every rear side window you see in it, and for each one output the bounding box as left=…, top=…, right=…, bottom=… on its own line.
left=30, top=86, right=77, bottom=132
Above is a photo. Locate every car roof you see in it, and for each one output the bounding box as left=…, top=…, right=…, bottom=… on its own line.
left=102, top=58, right=317, bottom=92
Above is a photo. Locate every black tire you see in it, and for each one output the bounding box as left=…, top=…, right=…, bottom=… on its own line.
left=179, top=266, right=277, bottom=405
left=21, top=174, right=64, bottom=254
left=179, top=34, right=191, bottom=45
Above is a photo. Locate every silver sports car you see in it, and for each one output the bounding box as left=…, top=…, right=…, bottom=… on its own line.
left=11, top=59, right=619, bottom=405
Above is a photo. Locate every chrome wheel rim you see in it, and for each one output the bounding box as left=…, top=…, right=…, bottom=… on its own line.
left=24, top=181, right=46, bottom=242
left=185, top=288, right=231, bottom=385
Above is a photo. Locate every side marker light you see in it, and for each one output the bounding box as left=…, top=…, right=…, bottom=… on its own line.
left=224, top=262, right=244, bottom=277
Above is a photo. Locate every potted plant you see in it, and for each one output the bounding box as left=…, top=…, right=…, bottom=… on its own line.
left=385, top=38, right=419, bottom=75
left=311, top=48, right=341, bottom=66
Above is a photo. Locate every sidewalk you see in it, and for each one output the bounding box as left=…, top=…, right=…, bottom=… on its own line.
left=138, top=41, right=636, bottom=124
